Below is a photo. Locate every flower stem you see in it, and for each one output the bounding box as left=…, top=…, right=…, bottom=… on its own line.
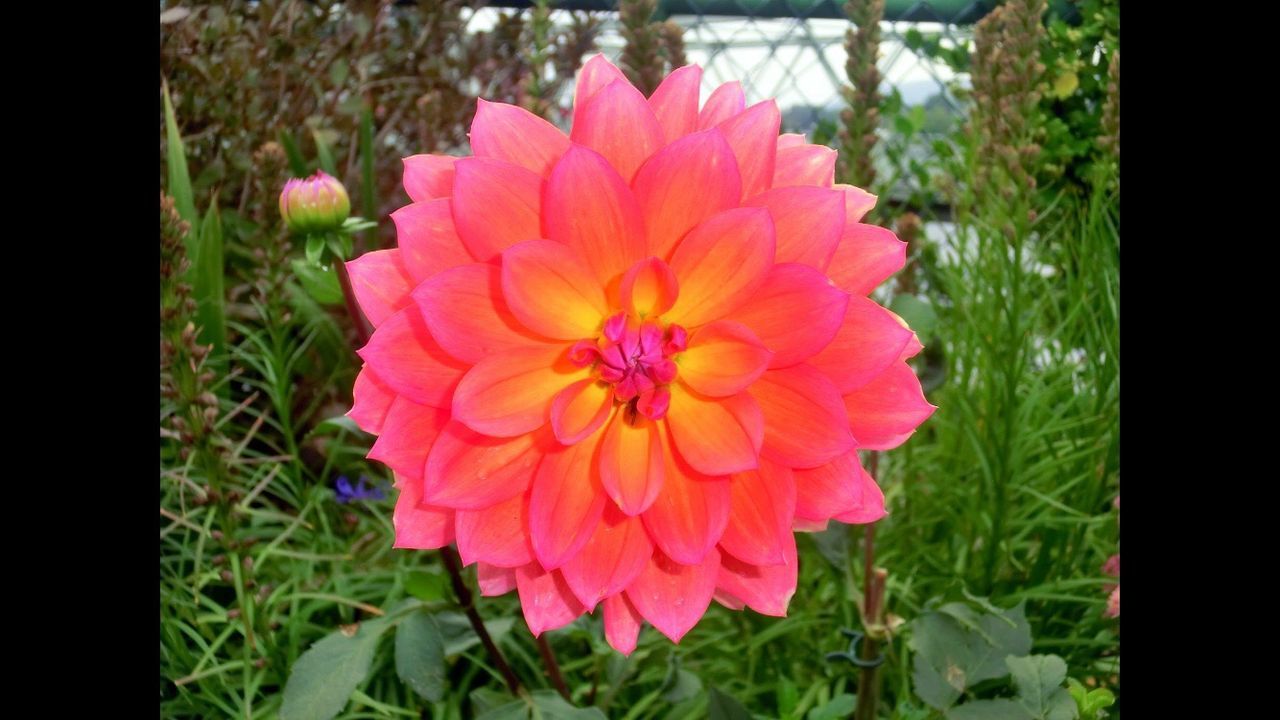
left=334, top=253, right=371, bottom=348
left=855, top=451, right=885, bottom=720
left=535, top=633, right=571, bottom=700
left=439, top=546, right=522, bottom=696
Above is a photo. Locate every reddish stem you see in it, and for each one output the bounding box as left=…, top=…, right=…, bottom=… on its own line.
left=535, top=633, right=571, bottom=700
left=334, top=254, right=371, bottom=348
left=439, top=546, right=522, bottom=696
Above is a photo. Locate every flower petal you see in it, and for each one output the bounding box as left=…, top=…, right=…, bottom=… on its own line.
left=753, top=364, right=856, bottom=468
left=716, top=533, right=797, bottom=617
left=451, top=157, right=543, bottom=262
left=599, top=410, right=665, bottom=515
left=470, top=98, right=569, bottom=177
left=561, top=505, right=654, bottom=610
left=571, top=79, right=664, bottom=182
left=452, top=344, right=586, bottom=437
left=477, top=563, right=517, bottom=597
left=835, top=183, right=878, bottom=223
left=544, top=144, right=648, bottom=289
left=530, top=426, right=608, bottom=569
left=743, top=185, right=845, bottom=268
left=346, top=249, right=414, bottom=327
left=516, top=564, right=586, bottom=636
left=731, top=263, right=849, bottom=368
left=454, top=491, right=534, bottom=568
left=368, top=396, right=450, bottom=481
left=501, top=239, right=609, bottom=340
left=719, top=460, right=795, bottom=566
left=826, top=223, right=907, bottom=296
left=391, top=199, right=474, bottom=284
left=777, top=133, right=807, bottom=149
left=698, top=81, right=745, bottom=129
left=403, top=154, right=456, bottom=203
left=772, top=144, right=837, bottom=188
left=642, top=425, right=732, bottom=564
left=843, top=361, right=936, bottom=450
left=632, top=129, right=742, bottom=259
left=357, top=307, right=468, bottom=408
left=666, top=384, right=763, bottom=476
left=665, top=207, right=775, bottom=326
left=551, top=379, right=614, bottom=446
left=793, top=449, right=883, bottom=523
left=678, top=320, right=773, bottom=397
left=718, top=100, right=780, bottom=200
left=603, top=592, right=644, bottom=655
left=573, top=54, right=630, bottom=129
left=649, top=64, right=703, bottom=142
left=621, top=257, right=678, bottom=318
left=414, top=263, right=550, bottom=365
left=348, top=366, right=396, bottom=434
left=626, top=549, right=720, bottom=643
left=393, top=472, right=455, bottom=550
left=806, top=294, right=915, bottom=393
left=423, top=421, right=546, bottom=509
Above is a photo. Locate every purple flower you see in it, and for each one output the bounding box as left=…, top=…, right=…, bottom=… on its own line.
left=334, top=475, right=386, bottom=504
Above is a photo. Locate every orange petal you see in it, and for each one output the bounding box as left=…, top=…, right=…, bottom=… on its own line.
left=450, top=157, right=542, bottom=262
left=550, top=379, right=614, bottom=446
left=666, top=384, right=763, bottom=476
left=642, top=425, right=732, bottom=564
left=452, top=344, right=586, bottom=437
left=414, top=263, right=552, bottom=364
left=806, top=294, right=915, bottom=393
left=455, top=492, right=534, bottom=568
left=632, top=129, right=742, bottom=259
left=773, top=144, right=837, bottom=188
left=716, top=532, right=797, bottom=617
left=678, top=320, right=773, bottom=397
left=422, top=421, right=546, bottom=509
left=530, top=429, right=608, bottom=569
left=392, top=471, right=455, bottom=550
left=544, top=144, right=648, bottom=290
left=368, top=396, right=450, bottom=481
left=842, top=361, right=936, bottom=450
left=573, top=54, right=630, bottom=129
left=391, top=198, right=473, bottom=283
left=470, top=98, right=569, bottom=177
left=718, top=99, right=780, bottom=200
left=348, top=365, right=395, bottom=434
left=599, top=409, right=665, bottom=515
left=719, top=459, right=795, bottom=566
left=665, top=207, right=775, bottom=327
left=791, top=448, right=879, bottom=523
left=357, top=307, right=468, bottom=409
left=834, top=183, right=878, bottom=223
left=501, top=240, right=609, bottom=340
left=649, top=64, right=703, bottom=142
left=730, top=263, right=849, bottom=368
left=753, top=365, right=856, bottom=469
left=621, top=257, right=679, bottom=319
left=561, top=505, right=654, bottom=610
left=698, top=81, right=744, bottom=129
left=744, top=185, right=846, bottom=268
left=826, top=222, right=907, bottom=296
left=626, top=549, right=721, bottom=643
left=477, top=563, right=517, bottom=597
left=602, top=592, right=645, bottom=654
left=402, top=154, right=456, bottom=203
left=516, top=565, right=587, bottom=636
left=571, top=79, right=664, bottom=182
left=777, top=133, right=807, bottom=150
left=346, top=249, right=414, bottom=327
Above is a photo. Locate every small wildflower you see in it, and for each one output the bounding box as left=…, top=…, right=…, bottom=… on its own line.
left=334, top=475, right=387, bottom=504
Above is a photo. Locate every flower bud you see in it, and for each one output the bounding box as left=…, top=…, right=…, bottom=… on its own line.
left=278, top=171, right=351, bottom=234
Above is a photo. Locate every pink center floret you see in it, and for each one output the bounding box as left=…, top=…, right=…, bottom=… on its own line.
left=569, top=311, right=687, bottom=421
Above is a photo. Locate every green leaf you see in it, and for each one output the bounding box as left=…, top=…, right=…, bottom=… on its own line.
left=776, top=677, right=799, bottom=718
left=162, top=80, right=197, bottom=247
left=433, top=611, right=515, bottom=657
left=809, top=523, right=850, bottom=568
left=313, top=128, right=338, bottom=175
left=305, top=235, right=326, bottom=265
left=471, top=688, right=521, bottom=717
left=395, top=612, right=446, bottom=703
left=909, top=600, right=1032, bottom=710
left=807, top=693, right=856, bottom=720
left=279, top=129, right=309, bottom=177
left=309, top=414, right=361, bottom=437
left=477, top=698, right=531, bottom=720
left=291, top=259, right=343, bottom=305
left=193, top=196, right=226, bottom=355
left=327, top=234, right=349, bottom=262
left=708, top=687, right=752, bottom=720
left=662, top=668, right=702, bottom=704
left=279, top=617, right=392, bottom=720
left=889, top=294, right=938, bottom=342
left=404, top=570, right=449, bottom=602
left=1006, top=655, right=1076, bottom=720
left=946, top=699, right=1030, bottom=720
left=1067, top=679, right=1115, bottom=719
left=530, top=690, right=607, bottom=719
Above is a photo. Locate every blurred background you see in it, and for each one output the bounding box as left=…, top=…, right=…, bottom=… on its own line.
left=160, top=1, right=1119, bottom=718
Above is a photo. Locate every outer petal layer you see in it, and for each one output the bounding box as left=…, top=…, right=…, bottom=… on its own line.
left=451, top=157, right=543, bottom=262
left=806, top=294, right=915, bottom=393
left=414, top=263, right=549, bottom=365
left=561, top=505, right=654, bottom=609
left=391, top=199, right=473, bottom=284
left=346, top=250, right=414, bottom=327
left=626, top=549, right=721, bottom=643
left=843, top=361, right=936, bottom=450
left=632, top=130, right=742, bottom=259
left=731, top=263, right=849, bottom=369
left=571, top=80, right=663, bottom=182
left=470, top=99, right=569, bottom=177
left=423, top=422, right=545, bottom=509
left=744, top=186, right=845, bottom=268
left=665, top=207, right=775, bottom=327
left=793, top=449, right=884, bottom=523
left=642, top=426, right=731, bottom=565
left=753, top=365, right=856, bottom=468
left=649, top=65, right=702, bottom=142
left=719, top=460, right=796, bottom=566
left=357, top=307, right=467, bottom=409
left=826, top=223, right=907, bottom=296
left=454, top=491, right=534, bottom=568
left=452, top=345, right=586, bottom=437
left=402, top=154, right=456, bottom=203
left=516, top=564, right=586, bottom=636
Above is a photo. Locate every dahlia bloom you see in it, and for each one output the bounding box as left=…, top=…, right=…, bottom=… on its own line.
left=346, top=56, right=935, bottom=654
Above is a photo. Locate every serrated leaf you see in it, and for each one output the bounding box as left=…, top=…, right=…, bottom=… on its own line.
left=291, top=258, right=343, bottom=305
left=434, top=611, right=515, bottom=656
left=193, top=196, right=226, bottom=355
left=404, top=570, right=449, bottom=602
left=708, top=687, right=752, bottom=720
left=946, top=699, right=1030, bottom=720
left=395, top=612, right=446, bottom=702
left=807, top=693, right=856, bottom=720
left=910, top=599, right=1032, bottom=709
left=279, top=616, right=392, bottom=720
left=1006, top=655, right=1076, bottom=720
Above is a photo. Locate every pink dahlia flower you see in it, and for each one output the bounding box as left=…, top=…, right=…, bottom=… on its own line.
left=346, top=56, right=935, bottom=654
